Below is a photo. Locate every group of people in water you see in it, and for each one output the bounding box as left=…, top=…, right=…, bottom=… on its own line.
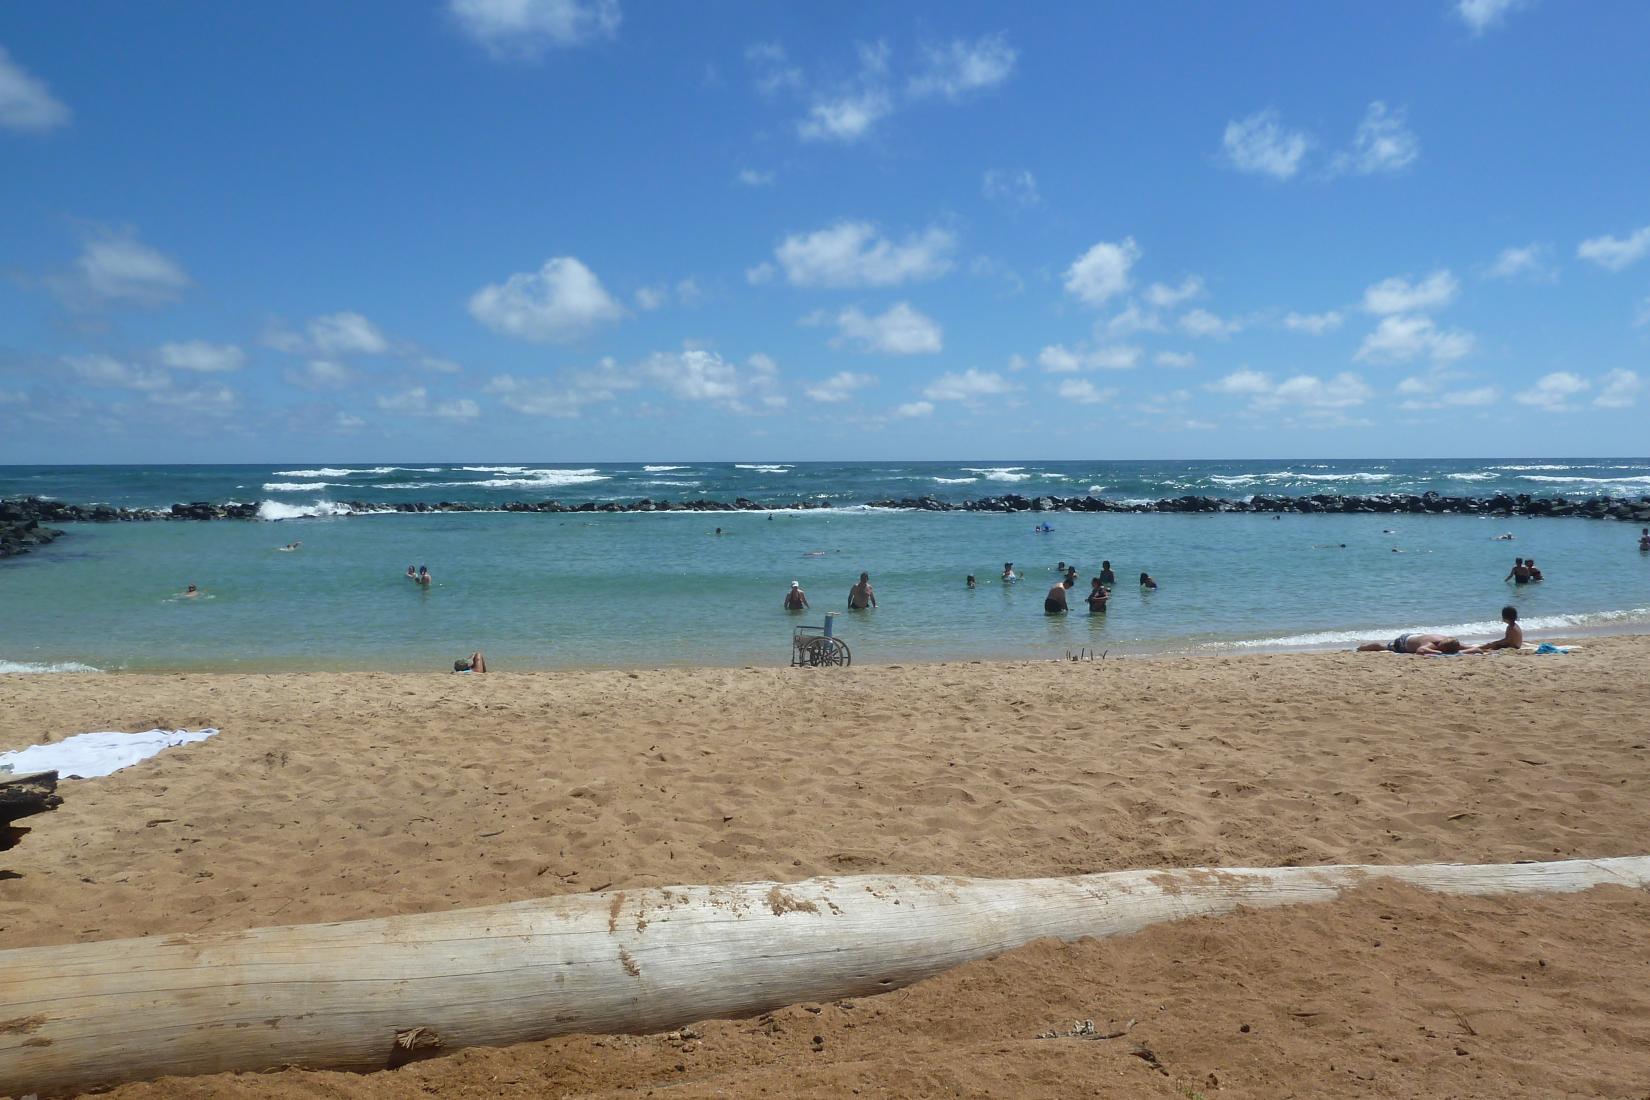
left=404, top=564, right=432, bottom=587
left=783, top=571, right=878, bottom=611
left=786, top=559, right=1157, bottom=617
left=1505, top=557, right=1546, bottom=584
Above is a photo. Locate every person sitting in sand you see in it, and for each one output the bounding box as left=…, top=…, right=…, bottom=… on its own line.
left=1044, top=577, right=1073, bottom=615
left=1085, top=578, right=1109, bottom=613
left=784, top=581, right=809, bottom=610
left=1525, top=558, right=1544, bottom=581
left=1465, top=607, right=1523, bottom=653
left=1358, top=632, right=1463, bottom=655
left=1002, top=562, right=1018, bottom=583
left=1139, top=571, right=1157, bottom=590
left=453, top=651, right=487, bottom=673
left=416, top=565, right=432, bottom=586
left=1099, top=560, right=1116, bottom=586
left=847, top=572, right=876, bottom=610
left=1505, top=557, right=1531, bottom=584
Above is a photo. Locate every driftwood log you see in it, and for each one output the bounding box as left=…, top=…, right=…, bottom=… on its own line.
left=2, top=856, right=1646, bottom=1096
left=0, top=770, right=60, bottom=851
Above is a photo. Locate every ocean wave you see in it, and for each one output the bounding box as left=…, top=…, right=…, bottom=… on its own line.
left=1208, top=475, right=1258, bottom=486
left=962, top=467, right=1031, bottom=482
left=734, top=464, right=792, bottom=473
left=475, top=469, right=609, bottom=489
left=643, top=465, right=690, bottom=473
left=1292, top=472, right=1392, bottom=482
left=1492, top=464, right=1574, bottom=472
left=257, top=499, right=357, bottom=520
left=272, top=467, right=437, bottom=477
left=459, top=465, right=532, bottom=474
left=1447, top=472, right=1496, bottom=481
left=1517, top=475, right=1650, bottom=486
left=634, top=479, right=703, bottom=487
left=1221, top=606, right=1650, bottom=650
left=0, top=659, right=101, bottom=674
left=1087, top=485, right=1106, bottom=493
left=272, top=467, right=356, bottom=478
left=932, top=476, right=978, bottom=484
left=263, top=481, right=338, bottom=492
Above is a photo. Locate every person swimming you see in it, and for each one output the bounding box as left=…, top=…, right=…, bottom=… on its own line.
left=1001, top=562, right=1018, bottom=583
left=416, top=565, right=432, bottom=586
left=405, top=565, right=417, bottom=581
left=1139, top=571, right=1157, bottom=590
left=966, top=574, right=976, bottom=589
left=180, top=583, right=200, bottom=599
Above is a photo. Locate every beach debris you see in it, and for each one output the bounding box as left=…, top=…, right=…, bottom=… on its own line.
left=1036, top=1017, right=1135, bottom=1040
left=1, top=770, right=61, bottom=852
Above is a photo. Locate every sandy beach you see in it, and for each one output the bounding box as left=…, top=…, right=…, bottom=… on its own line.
left=4, top=637, right=1649, bottom=1098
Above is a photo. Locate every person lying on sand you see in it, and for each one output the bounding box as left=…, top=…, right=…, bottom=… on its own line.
left=1464, top=607, right=1523, bottom=653
left=1358, top=632, right=1462, bottom=655
left=453, top=651, right=487, bottom=673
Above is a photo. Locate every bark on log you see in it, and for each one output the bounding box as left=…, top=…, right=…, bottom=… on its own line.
left=2, top=856, right=1646, bottom=1097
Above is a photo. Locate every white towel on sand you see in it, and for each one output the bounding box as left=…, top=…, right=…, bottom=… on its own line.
left=0, top=728, right=218, bottom=780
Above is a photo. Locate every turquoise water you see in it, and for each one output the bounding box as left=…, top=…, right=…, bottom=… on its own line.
left=3, top=503, right=1647, bottom=671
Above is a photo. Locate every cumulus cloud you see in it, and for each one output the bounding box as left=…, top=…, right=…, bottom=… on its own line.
left=1594, top=368, right=1641, bottom=409
left=283, top=360, right=355, bottom=390
left=1361, top=269, right=1459, bottom=314
left=1282, top=310, right=1343, bottom=334
left=449, top=0, right=620, bottom=57
left=981, top=169, right=1040, bottom=209
left=1143, top=276, right=1203, bottom=309
left=1037, top=343, right=1140, bottom=372
left=1485, top=243, right=1553, bottom=281
left=895, top=400, right=934, bottom=418
left=148, top=385, right=240, bottom=418
left=1064, top=237, right=1140, bottom=307
left=309, top=312, right=391, bottom=355
left=1515, top=371, right=1589, bottom=412
left=0, top=44, right=71, bottom=132
left=1208, top=370, right=1273, bottom=396
left=736, top=167, right=775, bottom=187
left=1102, top=301, right=1167, bottom=336
left=1331, top=102, right=1419, bottom=176
left=746, top=42, right=803, bottom=96
left=1355, top=314, right=1475, bottom=364
left=468, top=256, right=624, bottom=342
left=1221, top=109, right=1309, bottom=180
left=772, top=221, right=955, bottom=288
left=1576, top=225, right=1650, bottom=272
left=1155, top=351, right=1197, bottom=368
left=1055, top=379, right=1116, bottom=405
left=830, top=302, right=942, bottom=354
left=157, top=341, right=244, bottom=373
left=485, top=359, right=639, bottom=417
left=907, top=33, right=1016, bottom=100
left=63, top=353, right=170, bottom=392
left=1178, top=308, right=1242, bottom=339
left=1456, top=0, right=1527, bottom=34
left=1395, top=376, right=1499, bottom=410
left=805, top=371, right=877, bottom=403
left=375, top=386, right=480, bottom=419
left=1209, top=370, right=1373, bottom=416
left=797, top=90, right=892, bottom=142
left=55, top=229, right=190, bottom=308
left=923, top=368, right=1016, bottom=401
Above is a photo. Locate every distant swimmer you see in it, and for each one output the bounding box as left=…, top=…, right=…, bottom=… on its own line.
left=277, top=541, right=302, bottom=552
left=1044, top=577, right=1072, bottom=615
left=802, top=550, right=826, bottom=557
left=714, top=527, right=723, bottom=536
left=1505, top=557, right=1532, bottom=584
left=1002, top=561, right=1018, bottom=583
left=1525, top=558, right=1544, bottom=581
left=453, top=651, right=487, bottom=673
left=405, top=565, right=417, bottom=581
left=180, top=583, right=201, bottom=599
left=1085, top=577, right=1109, bottom=613
left=416, top=565, right=432, bottom=586
left=1494, top=533, right=1515, bottom=541
left=847, top=571, right=877, bottom=610
left=1357, top=632, right=1463, bottom=655
left=1465, top=607, right=1523, bottom=653
left=1640, top=527, right=1650, bottom=551
left=784, top=581, right=809, bottom=611
left=1139, top=571, right=1158, bottom=590
left=966, top=574, right=977, bottom=589
left=1098, top=560, right=1116, bottom=586
left=1034, top=522, right=1053, bottom=533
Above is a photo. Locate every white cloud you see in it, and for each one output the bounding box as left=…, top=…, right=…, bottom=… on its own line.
left=59, top=230, right=190, bottom=307
left=805, top=371, right=877, bottom=403
left=1356, top=314, right=1475, bottom=364
left=157, top=341, right=244, bottom=373
left=1155, top=351, right=1197, bottom=368
left=1210, top=370, right=1373, bottom=424
left=1269, top=372, right=1373, bottom=410
left=1456, top=0, right=1527, bottom=34
left=1208, top=370, right=1273, bottom=396
left=831, top=302, right=942, bottom=355
left=0, top=45, right=71, bottom=132
left=1362, top=269, right=1459, bottom=314
left=635, top=286, right=667, bottom=311
left=1103, top=301, right=1166, bottom=335
left=1038, top=343, right=1139, bottom=372
left=468, top=256, right=623, bottom=342
left=895, top=400, right=933, bottom=418
left=485, top=359, right=639, bottom=417
left=449, top=0, right=620, bottom=57
left=332, top=412, right=366, bottom=431
left=284, top=359, right=355, bottom=390
left=746, top=42, right=803, bottom=95
left=1063, top=237, right=1140, bottom=307
left=0, top=388, right=26, bottom=405
left=907, top=33, right=1016, bottom=100
left=1577, top=225, right=1650, bottom=272
left=1515, top=371, right=1589, bottom=412
left=797, top=90, right=892, bottom=142
left=1396, top=378, right=1499, bottom=410
left=375, top=386, right=479, bottom=420
left=1221, top=109, right=1310, bottom=180
left=981, top=169, right=1040, bottom=209
left=1178, top=308, right=1242, bottom=339
left=63, top=354, right=170, bottom=392
left=1485, top=243, right=1551, bottom=280
left=1056, top=379, right=1116, bottom=404
left=641, top=348, right=742, bottom=402
left=745, top=261, right=776, bottom=285
left=1282, top=310, right=1344, bottom=334
left=309, top=311, right=391, bottom=355
left=1143, top=276, right=1203, bottom=309
left=1636, top=296, right=1650, bottom=328
left=148, top=385, right=239, bottom=418
left=737, top=168, right=775, bottom=187
left=1331, top=101, right=1419, bottom=176
left=772, top=221, right=955, bottom=288
left=1594, top=368, right=1641, bottom=409
left=923, top=369, right=1016, bottom=401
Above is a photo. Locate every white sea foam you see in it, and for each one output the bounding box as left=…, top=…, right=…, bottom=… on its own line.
left=933, top=476, right=978, bottom=484
left=272, top=467, right=356, bottom=478
left=263, top=481, right=338, bottom=492
left=1292, top=472, right=1392, bottom=482
left=257, top=499, right=356, bottom=520
left=1209, top=475, right=1258, bottom=486
left=1087, top=485, right=1107, bottom=493
left=459, top=466, right=532, bottom=474
left=1221, top=606, right=1650, bottom=650
left=1447, top=472, right=1496, bottom=481
left=962, top=467, right=1031, bottom=482
left=734, top=464, right=792, bottom=473
left=1518, top=474, right=1650, bottom=486
left=643, top=465, right=690, bottom=472
left=272, top=466, right=436, bottom=477
left=1492, top=464, right=1574, bottom=472
left=474, top=469, right=609, bottom=489
left=0, top=659, right=101, bottom=674
left=634, top=479, right=703, bottom=487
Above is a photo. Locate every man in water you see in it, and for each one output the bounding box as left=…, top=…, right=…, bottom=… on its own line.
left=1465, top=607, right=1523, bottom=653
left=1044, top=577, right=1072, bottom=614
left=1099, top=560, right=1116, bottom=586
left=966, top=574, right=977, bottom=589
left=1504, top=557, right=1531, bottom=584
left=1085, top=577, right=1108, bottom=613
left=847, top=572, right=877, bottom=609
left=784, top=581, right=809, bottom=610
left=1357, top=633, right=1463, bottom=655
left=1640, top=527, right=1650, bottom=551
left=181, top=583, right=201, bottom=599
left=416, top=565, right=432, bottom=586
left=1525, top=558, right=1544, bottom=581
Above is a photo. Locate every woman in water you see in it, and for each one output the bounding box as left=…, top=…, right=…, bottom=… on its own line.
left=1139, top=571, right=1158, bottom=590
left=1085, top=578, right=1108, bottom=613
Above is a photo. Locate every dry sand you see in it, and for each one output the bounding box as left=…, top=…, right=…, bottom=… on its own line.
left=3, top=636, right=1649, bottom=1098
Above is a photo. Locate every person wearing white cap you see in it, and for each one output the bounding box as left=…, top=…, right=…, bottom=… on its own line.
left=783, top=580, right=810, bottom=611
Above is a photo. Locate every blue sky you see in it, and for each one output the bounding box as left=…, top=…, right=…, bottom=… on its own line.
left=1, top=0, right=1647, bottom=463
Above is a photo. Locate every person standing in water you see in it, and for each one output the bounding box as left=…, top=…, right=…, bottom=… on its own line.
left=1099, top=560, right=1116, bottom=586
left=405, top=565, right=417, bottom=581
left=1002, top=562, right=1018, bottom=583
left=1085, top=578, right=1109, bottom=613
left=1505, top=558, right=1531, bottom=584
left=847, top=572, right=877, bottom=609
left=1139, top=571, right=1157, bottom=590
left=784, top=581, right=809, bottom=610
left=1044, top=577, right=1072, bottom=614
left=416, top=565, right=432, bottom=586
left=1640, top=527, right=1650, bottom=551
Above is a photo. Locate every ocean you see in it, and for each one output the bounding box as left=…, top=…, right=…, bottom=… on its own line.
left=2, top=459, right=1648, bottom=672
